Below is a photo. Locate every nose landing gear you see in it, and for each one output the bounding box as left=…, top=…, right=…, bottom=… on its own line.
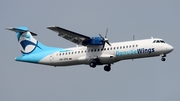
left=161, top=54, right=166, bottom=61
left=161, top=57, right=166, bottom=61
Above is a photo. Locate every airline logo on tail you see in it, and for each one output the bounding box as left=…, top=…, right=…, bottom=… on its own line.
left=18, top=32, right=40, bottom=54
left=6, top=27, right=42, bottom=54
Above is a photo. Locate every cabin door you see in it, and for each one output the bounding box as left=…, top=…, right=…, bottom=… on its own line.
left=49, top=55, right=54, bottom=63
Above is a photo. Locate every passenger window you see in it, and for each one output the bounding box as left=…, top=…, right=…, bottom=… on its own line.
left=94, top=49, right=96, bottom=52
left=91, top=49, right=93, bottom=52
left=72, top=52, right=73, bottom=54
left=66, top=53, right=67, bottom=55
left=104, top=48, right=106, bottom=51
left=81, top=51, right=83, bottom=53
left=59, top=53, right=61, bottom=56
left=129, top=45, right=131, bottom=48
left=85, top=50, right=86, bottom=53
left=136, top=45, right=138, bottom=47
left=120, top=46, right=122, bottom=49
left=110, top=47, right=112, bottom=50
left=75, top=51, right=77, bottom=54
left=98, top=49, right=100, bottom=51
left=123, top=46, right=125, bottom=49
left=69, top=52, right=70, bottom=54
left=126, top=46, right=128, bottom=48
left=117, top=47, right=119, bottom=49
left=78, top=51, right=80, bottom=53
left=107, top=48, right=109, bottom=50
left=101, top=48, right=103, bottom=51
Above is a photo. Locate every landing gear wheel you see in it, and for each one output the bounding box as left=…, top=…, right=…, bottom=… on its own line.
left=104, top=66, right=111, bottom=72
left=161, top=57, right=166, bottom=61
left=89, top=62, right=96, bottom=68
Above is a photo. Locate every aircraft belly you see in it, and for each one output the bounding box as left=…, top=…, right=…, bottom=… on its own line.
left=99, top=55, right=116, bottom=64
left=54, top=55, right=80, bottom=66
left=78, top=56, right=89, bottom=64
left=55, top=60, right=80, bottom=66
left=78, top=54, right=116, bottom=64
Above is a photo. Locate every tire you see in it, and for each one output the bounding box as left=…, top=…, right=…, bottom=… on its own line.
left=161, top=57, right=166, bottom=61
left=89, top=62, right=96, bottom=68
left=104, top=66, right=111, bottom=72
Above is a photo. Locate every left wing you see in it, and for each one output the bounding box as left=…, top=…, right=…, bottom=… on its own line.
left=47, top=26, right=91, bottom=46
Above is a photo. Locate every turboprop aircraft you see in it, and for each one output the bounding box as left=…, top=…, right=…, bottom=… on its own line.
left=6, top=26, right=173, bottom=72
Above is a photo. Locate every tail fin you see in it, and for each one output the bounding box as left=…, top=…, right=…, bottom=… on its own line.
left=6, top=27, right=47, bottom=55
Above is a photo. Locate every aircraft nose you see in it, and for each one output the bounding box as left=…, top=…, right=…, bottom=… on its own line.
left=167, top=44, right=174, bottom=52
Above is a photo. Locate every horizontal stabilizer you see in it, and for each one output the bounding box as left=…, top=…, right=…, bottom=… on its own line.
left=6, top=27, right=37, bottom=36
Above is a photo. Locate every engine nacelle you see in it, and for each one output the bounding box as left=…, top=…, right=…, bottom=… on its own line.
left=83, top=37, right=103, bottom=45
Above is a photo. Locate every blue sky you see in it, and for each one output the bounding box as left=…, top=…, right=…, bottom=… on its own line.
left=1, top=0, right=180, bottom=101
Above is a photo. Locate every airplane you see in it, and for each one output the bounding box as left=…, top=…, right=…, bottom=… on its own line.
left=6, top=26, right=174, bottom=72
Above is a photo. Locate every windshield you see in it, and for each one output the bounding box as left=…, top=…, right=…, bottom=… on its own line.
left=153, top=40, right=165, bottom=43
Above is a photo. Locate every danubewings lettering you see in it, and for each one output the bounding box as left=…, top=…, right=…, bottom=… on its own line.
left=137, top=48, right=155, bottom=54
left=116, top=48, right=155, bottom=56
left=116, top=50, right=137, bottom=56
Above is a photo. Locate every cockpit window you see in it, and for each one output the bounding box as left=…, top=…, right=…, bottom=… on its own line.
left=160, top=40, right=165, bottom=43
left=153, top=40, right=166, bottom=43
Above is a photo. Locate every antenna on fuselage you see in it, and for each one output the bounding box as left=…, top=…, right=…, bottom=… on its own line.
left=132, top=35, right=135, bottom=61
left=133, top=35, right=135, bottom=41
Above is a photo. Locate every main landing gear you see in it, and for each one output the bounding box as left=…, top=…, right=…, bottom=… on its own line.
left=89, top=61, right=111, bottom=72
left=104, top=64, right=111, bottom=72
left=89, top=61, right=97, bottom=68
left=161, top=54, right=166, bottom=61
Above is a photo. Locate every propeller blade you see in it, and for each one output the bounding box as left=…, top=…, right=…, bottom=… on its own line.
left=106, top=41, right=111, bottom=46
left=101, top=42, right=105, bottom=49
left=99, top=28, right=111, bottom=48
left=99, top=34, right=103, bottom=39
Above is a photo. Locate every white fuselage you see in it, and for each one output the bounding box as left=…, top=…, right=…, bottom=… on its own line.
left=39, top=38, right=173, bottom=66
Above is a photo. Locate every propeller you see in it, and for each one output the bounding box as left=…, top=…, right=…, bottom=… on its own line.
left=99, top=28, right=111, bottom=49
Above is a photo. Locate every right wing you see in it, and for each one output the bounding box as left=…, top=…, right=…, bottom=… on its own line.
left=47, top=26, right=91, bottom=46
